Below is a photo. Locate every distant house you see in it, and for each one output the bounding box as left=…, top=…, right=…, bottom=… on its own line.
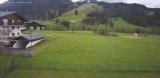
left=26, top=21, right=45, bottom=30
left=13, top=34, right=46, bottom=49
left=0, top=12, right=27, bottom=44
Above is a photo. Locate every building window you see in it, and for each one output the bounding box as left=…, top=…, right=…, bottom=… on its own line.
left=17, top=26, right=20, bottom=29
left=12, top=20, right=15, bottom=23
left=17, top=32, right=19, bottom=36
left=12, top=26, right=15, bottom=29
left=12, top=33, right=15, bottom=37
left=3, top=19, right=8, bottom=25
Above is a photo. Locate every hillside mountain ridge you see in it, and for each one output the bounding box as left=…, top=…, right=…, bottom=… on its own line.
left=0, top=0, right=74, bottom=20
left=0, top=1, right=160, bottom=28
left=98, top=2, right=160, bottom=27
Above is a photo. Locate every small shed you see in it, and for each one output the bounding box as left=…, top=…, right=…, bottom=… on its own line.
left=13, top=34, right=45, bottom=49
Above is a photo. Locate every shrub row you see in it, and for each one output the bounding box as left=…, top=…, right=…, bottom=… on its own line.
left=45, top=20, right=160, bottom=34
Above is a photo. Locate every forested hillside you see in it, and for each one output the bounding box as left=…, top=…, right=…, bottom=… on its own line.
left=98, top=2, right=160, bottom=28
left=0, top=0, right=75, bottom=20
left=1, top=0, right=160, bottom=29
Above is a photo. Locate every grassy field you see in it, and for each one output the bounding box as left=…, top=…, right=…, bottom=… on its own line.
left=113, top=18, right=142, bottom=28
left=0, top=55, right=13, bottom=70
left=112, top=18, right=153, bottom=33
left=4, top=69, right=160, bottom=78
left=2, top=30, right=160, bottom=78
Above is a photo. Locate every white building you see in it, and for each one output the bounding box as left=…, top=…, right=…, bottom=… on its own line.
left=0, top=12, right=27, bottom=44
left=0, top=12, right=46, bottom=49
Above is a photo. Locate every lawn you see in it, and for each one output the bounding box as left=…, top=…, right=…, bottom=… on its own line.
left=4, top=69, right=160, bottom=78
left=111, top=18, right=153, bottom=33
left=2, top=31, right=160, bottom=78
left=0, top=55, right=14, bottom=70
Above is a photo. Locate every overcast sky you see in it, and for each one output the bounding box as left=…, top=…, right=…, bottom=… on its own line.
left=0, top=0, right=159, bottom=8
left=72, top=0, right=160, bottom=8
left=0, top=0, right=8, bottom=4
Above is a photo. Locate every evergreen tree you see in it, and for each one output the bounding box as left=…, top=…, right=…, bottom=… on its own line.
left=75, top=10, right=79, bottom=15
left=90, top=0, right=97, bottom=3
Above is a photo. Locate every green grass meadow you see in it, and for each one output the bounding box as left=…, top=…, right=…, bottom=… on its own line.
left=1, top=3, right=160, bottom=78
left=2, top=30, right=160, bottom=78
left=4, top=69, right=160, bottom=78
left=0, top=55, right=13, bottom=70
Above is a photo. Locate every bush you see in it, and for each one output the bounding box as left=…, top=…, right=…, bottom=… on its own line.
left=85, top=26, right=96, bottom=31
left=75, top=10, right=79, bottom=15
left=73, top=24, right=83, bottom=30
left=70, top=24, right=83, bottom=32
left=96, top=25, right=108, bottom=36
left=61, top=20, right=71, bottom=29
left=53, top=23, right=67, bottom=31
left=107, top=32, right=118, bottom=36
left=54, top=19, right=60, bottom=24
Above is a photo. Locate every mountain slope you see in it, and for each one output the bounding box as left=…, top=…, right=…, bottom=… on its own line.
left=55, top=3, right=157, bottom=33
left=59, top=3, right=103, bottom=23
left=1, top=0, right=160, bottom=29
left=0, top=0, right=74, bottom=20
left=45, top=3, right=104, bottom=30
left=98, top=2, right=160, bottom=28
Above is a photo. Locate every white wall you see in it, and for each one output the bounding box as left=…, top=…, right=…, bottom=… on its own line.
left=13, top=39, right=44, bottom=49
left=26, top=39, right=44, bottom=48
left=0, top=26, right=24, bottom=38
left=0, top=25, right=25, bottom=43
left=9, top=26, right=24, bottom=38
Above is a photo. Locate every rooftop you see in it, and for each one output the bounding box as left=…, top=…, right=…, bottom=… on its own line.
left=0, top=12, right=16, bottom=18
left=21, top=34, right=46, bottom=41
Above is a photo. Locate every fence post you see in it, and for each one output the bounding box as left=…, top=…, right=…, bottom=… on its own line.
left=81, top=64, right=82, bottom=72
left=96, top=64, right=99, bottom=72
left=61, top=70, right=65, bottom=78
left=65, top=64, right=67, bottom=71
left=108, top=64, right=112, bottom=72
left=0, top=70, right=2, bottom=77
left=122, top=65, right=126, bottom=72
left=0, top=70, right=5, bottom=78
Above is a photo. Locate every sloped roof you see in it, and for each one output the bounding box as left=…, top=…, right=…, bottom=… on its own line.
left=27, top=20, right=45, bottom=26
left=21, top=34, right=46, bottom=41
left=27, top=22, right=45, bottom=27
left=0, top=12, right=16, bottom=17
left=0, top=12, right=27, bottom=22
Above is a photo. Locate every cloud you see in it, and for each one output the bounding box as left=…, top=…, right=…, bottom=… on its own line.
left=0, top=0, right=8, bottom=4
left=72, top=0, right=160, bottom=8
